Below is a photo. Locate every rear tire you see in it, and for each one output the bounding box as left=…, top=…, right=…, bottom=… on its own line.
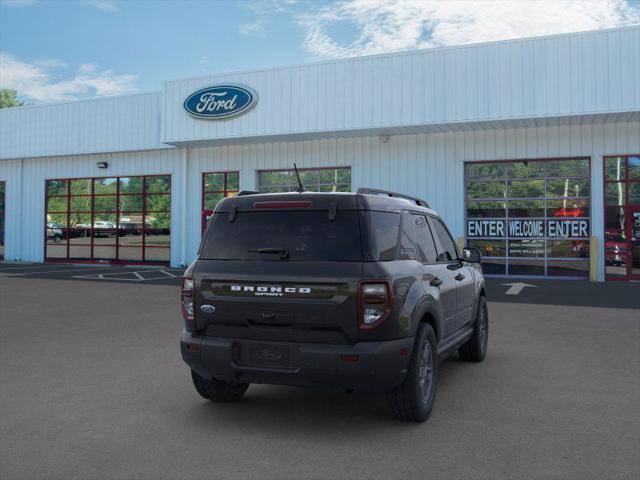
left=458, top=295, right=488, bottom=362
left=190, top=370, right=249, bottom=402
left=387, top=324, right=438, bottom=422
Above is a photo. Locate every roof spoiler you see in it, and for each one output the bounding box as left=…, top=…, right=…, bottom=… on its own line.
left=236, top=190, right=260, bottom=196
left=357, top=188, right=430, bottom=208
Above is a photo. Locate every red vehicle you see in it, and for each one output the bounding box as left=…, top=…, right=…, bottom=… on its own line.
left=604, top=232, right=627, bottom=266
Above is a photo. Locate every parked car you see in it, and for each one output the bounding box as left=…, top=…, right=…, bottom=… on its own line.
left=92, top=221, right=116, bottom=237
left=605, top=233, right=627, bottom=266
left=180, top=188, right=488, bottom=422
left=46, top=222, right=64, bottom=243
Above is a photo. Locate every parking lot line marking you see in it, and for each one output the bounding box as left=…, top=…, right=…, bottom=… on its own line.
left=70, top=269, right=180, bottom=282
left=159, top=270, right=178, bottom=278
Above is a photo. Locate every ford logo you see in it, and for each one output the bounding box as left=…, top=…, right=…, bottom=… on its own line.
left=255, top=349, right=283, bottom=361
left=200, top=304, right=216, bottom=314
left=183, top=84, right=257, bottom=120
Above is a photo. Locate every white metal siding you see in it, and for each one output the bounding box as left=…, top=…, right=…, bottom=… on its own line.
left=163, top=27, right=640, bottom=144
left=0, top=92, right=169, bottom=160
left=0, top=149, right=184, bottom=265
left=1, top=121, right=638, bottom=277
left=183, top=120, right=639, bottom=280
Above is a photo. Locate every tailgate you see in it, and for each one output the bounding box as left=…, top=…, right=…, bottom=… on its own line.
left=193, top=260, right=362, bottom=344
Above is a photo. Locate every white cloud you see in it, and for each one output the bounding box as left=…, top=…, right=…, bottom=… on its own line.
left=242, top=0, right=299, bottom=15
left=83, top=0, right=118, bottom=13
left=238, top=19, right=267, bottom=36
left=0, top=53, right=138, bottom=103
left=297, top=0, right=640, bottom=58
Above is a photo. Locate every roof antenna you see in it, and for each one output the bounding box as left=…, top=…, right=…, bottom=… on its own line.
left=293, top=163, right=306, bottom=193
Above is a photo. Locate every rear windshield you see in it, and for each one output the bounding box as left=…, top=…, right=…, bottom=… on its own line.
left=200, top=210, right=363, bottom=261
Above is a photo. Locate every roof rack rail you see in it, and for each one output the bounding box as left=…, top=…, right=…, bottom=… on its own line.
left=357, top=188, right=430, bottom=208
left=236, top=190, right=260, bottom=196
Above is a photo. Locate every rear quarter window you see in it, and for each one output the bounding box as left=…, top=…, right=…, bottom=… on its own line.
left=365, top=211, right=401, bottom=261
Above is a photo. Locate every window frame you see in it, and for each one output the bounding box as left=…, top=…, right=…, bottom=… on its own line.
left=602, top=154, right=640, bottom=281
left=464, top=157, right=592, bottom=278
left=201, top=171, right=240, bottom=232
left=428, top=215, right=460, bottom=263
left=44, top=174, right=171, bottom=264
left=403, top=212, right=439, bottom=264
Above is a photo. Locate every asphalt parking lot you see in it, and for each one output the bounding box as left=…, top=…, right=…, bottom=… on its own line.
left=0, top=264, right=638, bottom=480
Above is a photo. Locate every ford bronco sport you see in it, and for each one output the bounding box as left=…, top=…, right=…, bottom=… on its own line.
left=180, top=188, right=488, bottom=422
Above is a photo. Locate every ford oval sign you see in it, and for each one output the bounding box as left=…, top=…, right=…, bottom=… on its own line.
left=183, top=84, right=257, bottom=120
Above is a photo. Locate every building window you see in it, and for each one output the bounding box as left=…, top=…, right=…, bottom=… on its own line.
left=603, top=155, right=640, bottom=280
left=258, top=167, right=351, bottom=193
left=465, top=158, right=591, bottom=277
left=0, top=181, right=5, bottom=260
left=45, top=175, right=171, bottom=264
left=202, top=171, right=239, bottom=230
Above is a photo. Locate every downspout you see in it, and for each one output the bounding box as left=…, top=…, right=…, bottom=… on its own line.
left=17, top=158, right=23, bottom=262
left=180, top=148, right=188, bottom=267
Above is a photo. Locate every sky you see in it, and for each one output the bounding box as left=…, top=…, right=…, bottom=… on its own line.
left=1, top=0, right=639, bottom=104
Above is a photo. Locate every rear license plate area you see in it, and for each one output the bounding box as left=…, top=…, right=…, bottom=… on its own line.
left=246, top=343, right=291, bottom=367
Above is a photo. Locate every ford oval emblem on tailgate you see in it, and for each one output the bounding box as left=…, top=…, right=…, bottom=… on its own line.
left=200, top=304, right=216, bottom=314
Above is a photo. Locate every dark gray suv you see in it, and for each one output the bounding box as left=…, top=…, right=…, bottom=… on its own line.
left=180, top=188, right=488, bottom=422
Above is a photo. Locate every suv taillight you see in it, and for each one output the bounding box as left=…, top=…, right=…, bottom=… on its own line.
left=181, top=276, right=195, bottom=330
left=358, top=281, right=392, bottom=330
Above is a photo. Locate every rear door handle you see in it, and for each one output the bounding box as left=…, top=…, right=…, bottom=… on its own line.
left=455, top=273, right=465, bottom=281
left=429, top=277, right=443, bottom=287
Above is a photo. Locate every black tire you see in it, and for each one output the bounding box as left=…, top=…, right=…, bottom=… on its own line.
left=458, top=295, right=488, bottom=362
left=190, top=370, right=249, bottom=402
left=387, top=323, right=438, bottom=422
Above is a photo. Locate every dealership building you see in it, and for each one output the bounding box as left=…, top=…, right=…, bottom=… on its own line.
left=1, top=26, right=639, bottom=281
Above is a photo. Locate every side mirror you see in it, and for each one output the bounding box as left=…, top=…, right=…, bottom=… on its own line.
left=462, top=246, right=482, bottom=264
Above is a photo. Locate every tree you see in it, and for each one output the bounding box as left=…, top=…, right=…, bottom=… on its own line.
left=0, top=89, right=24, bottom=109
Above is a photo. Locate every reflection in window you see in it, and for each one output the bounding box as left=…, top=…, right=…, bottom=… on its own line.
left=546, top=179, right=590, bottom=198
left=258, top=167, right=351, bottom=193
left=605, top=183, right=625, bottom=205
left=629, top=156, right=640, bottom=180
left=507, top=161, right=545, bottom=179
left=201, top=171, right=240, bottom=233
left=547, top=260, right=589, bottom=277
left=508, top=200, right=545, bottom=218
left=508, top=240, right=545, bottom=258
left=508, top=259, right=545, bottom=276
left=465, top=163, right=505, bottom=180
left=465, top=158, right=590, bottom=278
left=547, top=199, right=589, bottom=218
left=467, top=240, right=506, bottom=257
left=507, top=180, right=545, bottom=198
left=604, top=157, right=626, bottom=181
left=547, top=159, right=589, bottom=178
left=45, top=175, right=171, bottom=263
left=547, top=240, right=589, bottom=258
left=466, top=181, right=505, bottom=199
left=466, top=201, right=506, bottom=218
left=604, top=155, right=640, bottom=279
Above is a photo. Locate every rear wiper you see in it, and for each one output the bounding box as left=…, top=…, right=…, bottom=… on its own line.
left=248, top=247, right=290, bottom=259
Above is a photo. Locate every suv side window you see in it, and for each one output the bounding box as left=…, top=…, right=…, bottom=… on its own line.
left=410, top=214, right=438, bottom=263
left=396, top=211, right=419, bottom=260
left=430, top=217, right=459, bottom=262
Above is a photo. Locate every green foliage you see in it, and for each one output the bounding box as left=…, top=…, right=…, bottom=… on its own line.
left=0, top=89, right=24, bottom=109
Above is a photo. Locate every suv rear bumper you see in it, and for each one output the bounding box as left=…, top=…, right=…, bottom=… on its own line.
left=181, top=330, right=414, bottom=393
